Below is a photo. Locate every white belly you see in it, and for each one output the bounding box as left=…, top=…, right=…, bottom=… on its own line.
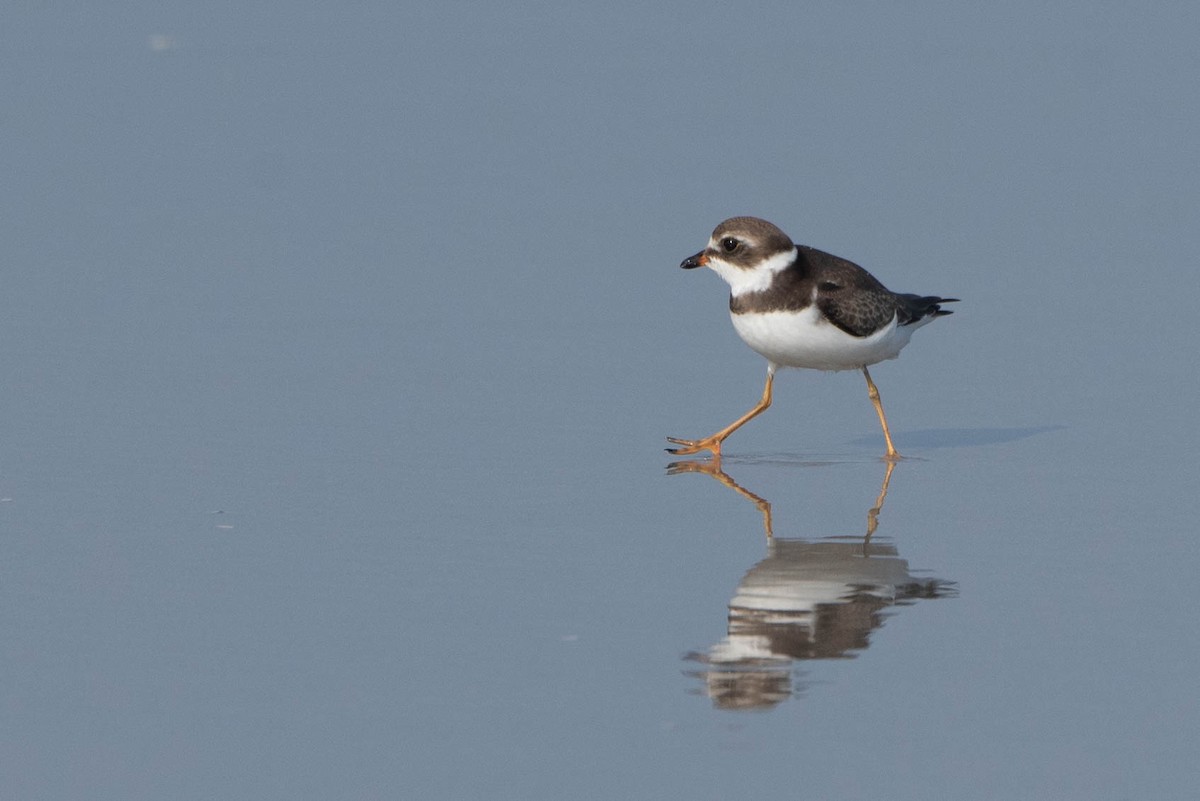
left=730, top=306, right=916, bottom=371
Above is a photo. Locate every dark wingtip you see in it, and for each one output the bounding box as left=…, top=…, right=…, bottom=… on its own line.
left=897, top=294, right=959, bottom=324
left=934, top=297, right=959, bottom=316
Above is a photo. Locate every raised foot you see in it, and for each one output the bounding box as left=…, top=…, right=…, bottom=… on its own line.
left=665, top=435, right=723, bottom=456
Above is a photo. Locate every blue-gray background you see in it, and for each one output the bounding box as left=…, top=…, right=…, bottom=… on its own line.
left=4, top=2, right=1198, bottom=799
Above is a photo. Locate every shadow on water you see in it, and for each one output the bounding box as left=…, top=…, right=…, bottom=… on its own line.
left=849, top=424, right=1065, bottom=449
left=667, top=457, right=956, bottom=712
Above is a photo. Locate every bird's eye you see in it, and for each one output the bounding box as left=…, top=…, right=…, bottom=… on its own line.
left=720, top=238, right=739, bottom=253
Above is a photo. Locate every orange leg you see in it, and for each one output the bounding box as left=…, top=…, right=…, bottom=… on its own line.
left=862, top=366, right=901, bottom=460
left=667, top=369, right=774, bottom=457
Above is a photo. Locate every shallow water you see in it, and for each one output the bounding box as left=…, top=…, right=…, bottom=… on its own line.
left=4, top=4, right=1199, bottom=800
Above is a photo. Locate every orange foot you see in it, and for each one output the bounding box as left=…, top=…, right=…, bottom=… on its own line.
left=665, top=435, right=723, bottom=456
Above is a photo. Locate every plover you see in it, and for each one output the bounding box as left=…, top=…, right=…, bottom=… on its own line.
left=668, top=217, right=957, bottom=460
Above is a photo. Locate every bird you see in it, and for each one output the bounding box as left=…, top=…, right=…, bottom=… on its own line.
left=667, top=217, right=957, bottom=460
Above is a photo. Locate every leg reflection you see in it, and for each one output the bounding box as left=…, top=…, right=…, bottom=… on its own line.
left=668, top=457, right=896, bottom=543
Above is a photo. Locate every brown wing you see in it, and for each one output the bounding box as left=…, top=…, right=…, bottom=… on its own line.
left=801, top=246, right=904, bottom=337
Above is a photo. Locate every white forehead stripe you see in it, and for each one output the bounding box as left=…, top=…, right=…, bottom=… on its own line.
left=706, top=246, right=797, bottom=297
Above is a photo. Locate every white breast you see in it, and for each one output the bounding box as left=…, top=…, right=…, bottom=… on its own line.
left=730, top=306, right=916, bottom=371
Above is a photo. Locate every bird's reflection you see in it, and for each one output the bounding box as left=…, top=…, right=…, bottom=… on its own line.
left=669, top=458, right=955, bottom=711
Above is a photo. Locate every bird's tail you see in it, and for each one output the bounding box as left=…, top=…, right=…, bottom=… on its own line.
left=897, top=294, right=959, bottom=325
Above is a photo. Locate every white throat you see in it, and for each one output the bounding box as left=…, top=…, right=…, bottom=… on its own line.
left=706, top=246, right=797, bottom=297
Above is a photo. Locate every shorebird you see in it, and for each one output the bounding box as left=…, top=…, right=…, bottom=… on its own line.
left=667, top=217, right=956, bottom=459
